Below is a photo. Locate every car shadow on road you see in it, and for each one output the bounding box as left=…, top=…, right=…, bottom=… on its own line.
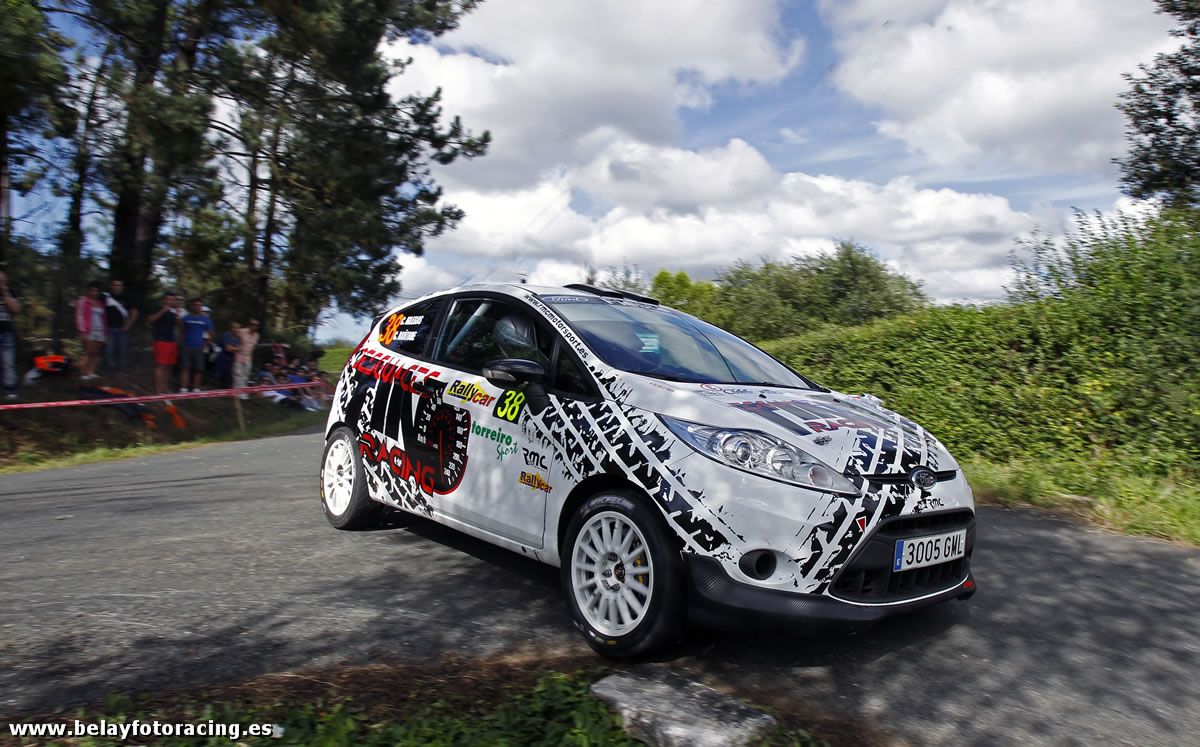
left=0, top=510, right=574, bottom=718
left=5, top=506, right=1198, bottom=747
left=670, top=509, right=1200, bottom=745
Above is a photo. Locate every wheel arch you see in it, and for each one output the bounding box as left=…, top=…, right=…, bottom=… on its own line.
left=325, top=418, right=351, bottom=440
left=552, top=472, right=681, bottom=563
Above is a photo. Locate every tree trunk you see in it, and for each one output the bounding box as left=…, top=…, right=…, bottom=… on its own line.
left=128, top=0, right=220, bottom=300
left=244, top=147, right=260, bottom=274
left=53, top=58, right=106, bottom=352
left=257, top=64, right=296, bottom=333
left=0, top=115, right=10, bottom=266
left=108, top=0, right=170, bottom=308
left=260, top=170, right=278, bottom=330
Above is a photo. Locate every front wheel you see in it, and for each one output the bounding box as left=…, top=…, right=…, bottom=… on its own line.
left=320, top=427, right=381, bottom=530
left=562, top=491, right=684, bottom=658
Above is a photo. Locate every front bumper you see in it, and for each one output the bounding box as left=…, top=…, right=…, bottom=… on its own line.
left=683, top=554, right=975, bottom=632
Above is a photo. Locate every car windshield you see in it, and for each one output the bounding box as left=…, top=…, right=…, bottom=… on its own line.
left=541, top=295, right=818, bottom=389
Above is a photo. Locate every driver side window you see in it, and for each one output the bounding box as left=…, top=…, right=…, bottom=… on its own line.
left=434, top=298, right=551, bottom=372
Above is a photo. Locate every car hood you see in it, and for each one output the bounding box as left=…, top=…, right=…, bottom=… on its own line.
left=619, top=376, right=958, bottom=477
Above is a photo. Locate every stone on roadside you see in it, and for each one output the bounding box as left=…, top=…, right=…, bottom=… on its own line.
left=591, top=667, right=777, bottom=747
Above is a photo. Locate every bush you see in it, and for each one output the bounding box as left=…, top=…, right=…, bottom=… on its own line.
left=763, top=303, right=1091, bottom=460
left=763, top=209, right=1200, bottom=471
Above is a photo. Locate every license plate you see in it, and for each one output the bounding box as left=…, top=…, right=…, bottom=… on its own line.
left=893, top=529, right=967, bottom=571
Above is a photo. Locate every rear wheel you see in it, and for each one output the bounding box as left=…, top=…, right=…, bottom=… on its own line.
left=562, top=490, right=684, bottom=658
left=320, top=427, right=381, bottom=530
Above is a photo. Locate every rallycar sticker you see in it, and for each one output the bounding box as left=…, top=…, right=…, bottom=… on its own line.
left=518, top=471, right=553, bottom=493
left=445, top=379, right=497, bottom=407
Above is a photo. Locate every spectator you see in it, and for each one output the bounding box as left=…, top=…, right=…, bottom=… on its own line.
left=289, top=366, right=321, bottom=411
left=233, top=318, right=260, bottom=399
left=0, top=270, right=20, bottom=399
left=255, top=366, right=300, bottom=409
left=313, top=371, right=334, bottom=402
left=75, top=281, right=107, bottom=381
left=180, top=299, right=214, bottom=392
left=147, top=292, right=182, bottom=394
left=213, top=322, right=240, bottom=388
left=102, top=278, right=137, bottom=373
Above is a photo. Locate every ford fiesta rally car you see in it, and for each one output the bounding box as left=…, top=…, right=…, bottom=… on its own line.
left=320, top=282, right=977, bottom=657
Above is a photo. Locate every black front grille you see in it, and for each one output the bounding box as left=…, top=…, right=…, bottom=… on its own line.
left=862, top=469, right=957, bottom=485
left=834, top=557, right=969, bottom=602
left=831, top=509, right=975, bottom=604
left=873, top=508, right=974, bottom=538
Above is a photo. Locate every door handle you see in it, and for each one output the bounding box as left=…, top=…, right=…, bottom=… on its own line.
left=408, top=377, right=435, bottom=396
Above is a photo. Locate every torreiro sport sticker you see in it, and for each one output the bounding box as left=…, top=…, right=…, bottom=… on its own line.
left=472, top=422, right=513, bottom=445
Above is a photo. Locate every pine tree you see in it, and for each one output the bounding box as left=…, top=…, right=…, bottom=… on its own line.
left=0, top=0, right=70, bottom=264
left=1117, top=1, right=1200, bottom=208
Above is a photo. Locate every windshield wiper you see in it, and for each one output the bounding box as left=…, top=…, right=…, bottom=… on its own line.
left=637, top=372, right=711, bottom=384
left=730, top=381, right=810, bottom=390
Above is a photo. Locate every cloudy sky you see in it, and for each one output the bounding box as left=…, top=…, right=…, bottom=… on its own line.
left=322, top=0, right=1174, bottom=339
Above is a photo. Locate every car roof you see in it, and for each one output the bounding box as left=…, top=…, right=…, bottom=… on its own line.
left=390, top=283, right=657, bottom=316
left=437, top=282, right=591, bottom=298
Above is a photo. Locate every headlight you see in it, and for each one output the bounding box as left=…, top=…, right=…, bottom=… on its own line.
left=660, top=415, right=859, bottom=495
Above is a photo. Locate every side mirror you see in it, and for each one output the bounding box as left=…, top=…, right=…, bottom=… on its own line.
left=856, top=393, right=885, bottom=408
left=482, top=358, right=545, bottom=388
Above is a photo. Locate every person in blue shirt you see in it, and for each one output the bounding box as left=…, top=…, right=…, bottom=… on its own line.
left=180, top=299, right=214, bottom=392
left=212, top=323, right=240, bottom=388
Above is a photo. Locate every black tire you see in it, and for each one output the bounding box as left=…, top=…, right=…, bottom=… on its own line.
left=320, top=426, right=381, bottom=530
left=561, top=490, right=685, bottom=658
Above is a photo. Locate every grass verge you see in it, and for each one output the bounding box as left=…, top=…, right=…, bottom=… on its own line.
left=0, top=409, right=326, bottom=475
left=963, top=456, right=1200, bottom=546
left=1, top=662, right=827, bottom=747
left=319, top=347, right=353, bottom=374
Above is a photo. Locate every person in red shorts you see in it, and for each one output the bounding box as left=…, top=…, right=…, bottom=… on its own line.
left=146, top=292, right=182, bottom=393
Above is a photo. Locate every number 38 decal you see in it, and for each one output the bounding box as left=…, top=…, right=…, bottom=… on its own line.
left=494, top=390, right=526, bottom=422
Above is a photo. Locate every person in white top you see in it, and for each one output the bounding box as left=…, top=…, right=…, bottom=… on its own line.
left=233, top=318, right=261, bottom=399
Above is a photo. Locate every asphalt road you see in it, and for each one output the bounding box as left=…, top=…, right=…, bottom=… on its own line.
left=1, top=432, right=1198, bottom=745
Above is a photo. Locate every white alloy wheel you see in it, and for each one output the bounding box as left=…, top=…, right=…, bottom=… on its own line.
left=322, top=437, right=355, bottom=516
left=571, top=510, right=655, bottom=637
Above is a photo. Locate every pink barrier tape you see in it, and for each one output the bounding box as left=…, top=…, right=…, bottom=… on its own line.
left=0, top=382, right=326, bottom=411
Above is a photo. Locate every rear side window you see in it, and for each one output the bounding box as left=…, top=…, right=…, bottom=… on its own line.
left=377, top=298, right=442, bottom=356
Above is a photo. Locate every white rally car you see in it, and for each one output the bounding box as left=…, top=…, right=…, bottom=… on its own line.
left=320, top=283, right=977, bottom=657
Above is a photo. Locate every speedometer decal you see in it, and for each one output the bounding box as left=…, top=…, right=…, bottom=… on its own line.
left=412, top=386, right=471, bottom=494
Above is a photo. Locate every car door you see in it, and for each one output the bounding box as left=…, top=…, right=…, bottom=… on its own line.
left=349, top=297, right=459, bottom=518
left=427, top=294, right=566, bottom=547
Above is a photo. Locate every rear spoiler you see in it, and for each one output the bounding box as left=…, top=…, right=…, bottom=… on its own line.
left=563, top=283, right=660, bottom=306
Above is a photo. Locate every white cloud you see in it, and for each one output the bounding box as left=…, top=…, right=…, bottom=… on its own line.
left=387, top=0, right=803, bottom=189
left=526, top=259, right=590, bottom=287
left=425, top=136, right=1033, bottom=299
left=821, top=0, right=1177, bottom=173
left=573, top=138, right=777, bottom=212
left=396, top=255, right=463, bottom=298
left=778, top=127, right=808, bottom=145
left=375, top=0, right=1119, bottom=306
left=432, top=173, right=592, bottom=260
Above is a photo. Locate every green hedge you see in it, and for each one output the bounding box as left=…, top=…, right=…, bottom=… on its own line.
left=763, top=298, right=1198, bottom=470
left=763, top=304, right=1085, bottom=460
left=763, top=210, right=1200, bottom=473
